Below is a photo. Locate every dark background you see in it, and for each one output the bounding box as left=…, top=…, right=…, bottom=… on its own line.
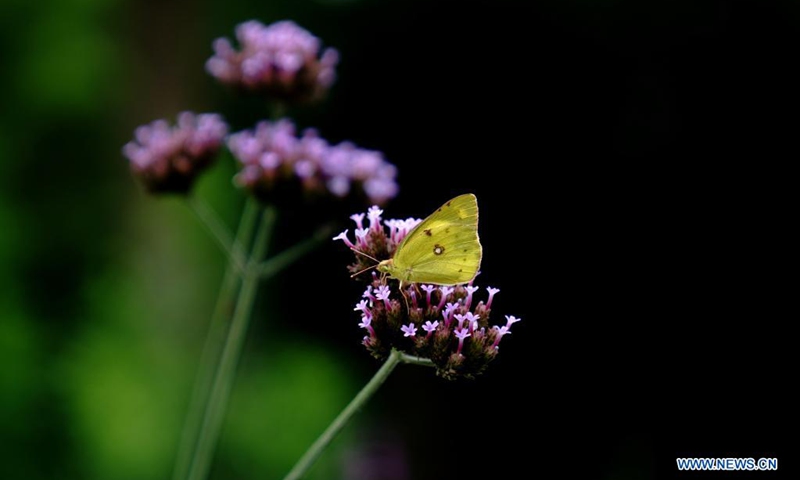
left=0, top=0, right=793, bottom=479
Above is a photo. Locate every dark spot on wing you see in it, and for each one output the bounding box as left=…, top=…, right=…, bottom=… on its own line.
left=463, top=248, right=467, bottom=252
left=446, top=201, right=452, bottom=207
left=445, top=228, right=450, bottom=233
left=458, top=268, right=463, bottom=272
left=437, top=208, right=442, bottom=212
left=424, top=228, right=432, bottom=236
left=433, top=244, right=445, bottom=255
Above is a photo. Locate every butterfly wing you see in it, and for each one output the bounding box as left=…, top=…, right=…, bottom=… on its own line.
left=392, top=193, right=482, bottom=285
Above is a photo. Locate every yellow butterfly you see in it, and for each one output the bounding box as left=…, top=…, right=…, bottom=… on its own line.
left=377, top=193, right=482, bottom=286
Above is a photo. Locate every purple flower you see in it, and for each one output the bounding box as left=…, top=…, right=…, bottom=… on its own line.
left=443, top=302, right=459, bottom=328
left=485, top=287, right=500, bottom=309
left=437, top=286, right=455, bottom=310
left=229, top=119, right=398, bottom=204
left=454, top=328, right=471, bottom=355
left=463, top=312, right=480, bottom=332
left=350, top=213, right=365, bottom=230
left=354, top=299, right=370, bottom=315
left=359, top=314, right=375, bottom=338
left=464, top=285, right=480, bottom=310
left=332, top=230, right=355, bottom=249
left=362, top=285, right=376, bottom=302
left=407, top=288, right=419, bottom=310
left=354, top=228, right=369, bottom=248
left=334, top=204, right=421, bottom=276
left=401, top=323, right=417, bottom=338
left=420, top=285, right=436, bottom=307
left=122, top=112, right=228, bottom=193
left=453, top=313, right=467, bottom=330
left=491, top=325, right=511, bottom=349
left=206, top=20, right=339, bottom=103
left=505, top=315, right=522, bottom=328
left=422, top=320, right=439, bottom=338
left=367, top=206, right=383, bottom=232
left=374, top=285, right=392, bottom=309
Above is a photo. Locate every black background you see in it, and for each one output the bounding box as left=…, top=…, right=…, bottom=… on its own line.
left=284, top=1, right=794, bottom=478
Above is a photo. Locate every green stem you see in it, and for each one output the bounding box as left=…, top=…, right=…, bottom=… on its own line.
left=398, top=352, right=435, bottom=367
left=233, top=198, right=262, bottom=257
left=186, top=205, right=276, bottom=480
left=282, top=349, right=432, bottom=480
left=172, top=198, right=259, bottom=480
left=272, top=101, right=287, bottom=120
left=187, top=196, right=247, bottom=274
left=257, top=224, right=334, bottom=279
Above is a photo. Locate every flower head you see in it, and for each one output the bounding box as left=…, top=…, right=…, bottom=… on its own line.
left=229, top=119, right=398, bottom=205
left=338, top=204, right=522, bottom=380
left=206, top=20, right=339, bottom=103
left=332, top=204, right=421, bottom=276
left=122, top=112, right=228, bottom=193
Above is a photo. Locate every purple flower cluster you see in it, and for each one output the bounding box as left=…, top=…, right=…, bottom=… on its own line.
left=335, top=206, right=522, bottom=380
left=333, top=206, right=420, bottom=272
left=206, top=20, right=339, bottom=103
left=122, top=112, right=228, bottom=193
left=229, top=119, right=398, bottom=205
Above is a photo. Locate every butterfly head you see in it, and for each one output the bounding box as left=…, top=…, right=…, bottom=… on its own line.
left=376, top=259, right=394, bottom=275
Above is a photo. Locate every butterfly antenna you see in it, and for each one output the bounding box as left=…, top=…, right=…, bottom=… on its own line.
left=350, top=263, right=378, bottom=279
left=350, top=248, right=380, bottom=264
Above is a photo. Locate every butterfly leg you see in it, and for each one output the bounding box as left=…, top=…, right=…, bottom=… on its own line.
left=399, top=280, right=411, bottom=314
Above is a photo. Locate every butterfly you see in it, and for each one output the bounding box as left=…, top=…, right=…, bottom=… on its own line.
left=377, top=193, right=482, bottom=287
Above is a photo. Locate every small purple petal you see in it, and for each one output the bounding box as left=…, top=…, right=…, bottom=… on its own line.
left=492, top=325, right=511, bottom=349
left=350, top=213, right=365, bottom=230
left=455, top=327, right=471, bottom=354
left=486, top=287, right=500, bottom=309
left=437, top=286, right=454, bottom=310
left=401, top=323, right=418, bottom=338
left=332, top=229, right=354, bottom=248
left=505, top=315, right=522, bottom=329
left=354, top=228, right=369, bottom=248
left=422, top=320, right=439, bottom=333
left=367, top=206, right=383, bottom=232
left=453, top=313, right=467, bottom=329
left=464, top=285, right=480, bottom=310
left=420, top=284, right=436, bottom=307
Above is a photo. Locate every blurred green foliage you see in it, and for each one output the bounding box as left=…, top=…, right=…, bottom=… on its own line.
left=0, top=0, right=360, bottom=478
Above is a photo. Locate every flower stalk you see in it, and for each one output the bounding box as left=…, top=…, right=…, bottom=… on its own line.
left=282, top=349, right=433, bottom=480
left=172, top=197, right=259, bottom=480
left=176, top=198, right=328, bottom=480
left=186, top=205, right=276, bottom=480
left=186, top=195, right=248, bottom=274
